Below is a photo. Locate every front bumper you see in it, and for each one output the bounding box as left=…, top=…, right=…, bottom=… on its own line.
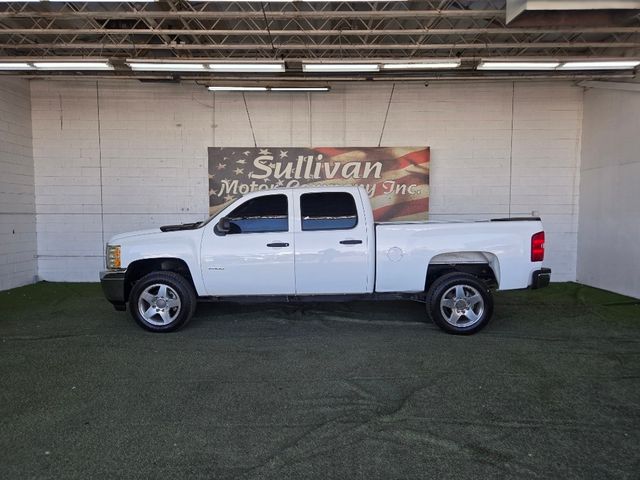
left=531, top=268, right=551, bottom=289
left=100, top=270, right=126, bottom=311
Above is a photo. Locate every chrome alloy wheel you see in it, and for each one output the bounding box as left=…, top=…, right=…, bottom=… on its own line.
left=137, top=283, right=182, bottom=326
left=439, top=284, right=485, bottom=328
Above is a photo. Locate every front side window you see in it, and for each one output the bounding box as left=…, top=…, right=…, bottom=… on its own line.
left=226, top=194, right=288, bottom=234
left=301, top=192, right=358, bottom=231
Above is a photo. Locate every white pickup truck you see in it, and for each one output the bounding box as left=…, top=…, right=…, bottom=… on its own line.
left=100, top=186, right=550, bottom=334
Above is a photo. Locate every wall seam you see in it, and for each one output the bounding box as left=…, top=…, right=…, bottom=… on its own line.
left=508, top=81, right=515, bottom=218
left=95, top=81, right=106, bottom=256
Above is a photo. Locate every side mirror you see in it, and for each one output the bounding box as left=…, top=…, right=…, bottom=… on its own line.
left=215, top=217, right=231, bottom=236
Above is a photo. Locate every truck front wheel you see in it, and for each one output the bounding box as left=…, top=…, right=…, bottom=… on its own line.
left=128, top=271, right=196, bottom=332
left=425, top=272, right=494, bottom=335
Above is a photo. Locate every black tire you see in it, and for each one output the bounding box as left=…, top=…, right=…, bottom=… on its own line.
left=425, top=272, right=494, bottom=335
left=128, top=271, right=196, bottom=333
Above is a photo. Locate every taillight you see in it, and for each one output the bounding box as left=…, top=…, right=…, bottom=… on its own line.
left=531, top=231, right=545, bottom=262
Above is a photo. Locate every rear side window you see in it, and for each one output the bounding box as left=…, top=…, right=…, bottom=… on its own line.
left=301, top=192, right=358, bottom=231
left=227, top=194, right=288, bottom=234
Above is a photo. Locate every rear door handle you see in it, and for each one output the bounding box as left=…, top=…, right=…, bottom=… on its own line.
left=340, top=239, right=363, bottom=245
left=267, top=242, right=289, bottom=248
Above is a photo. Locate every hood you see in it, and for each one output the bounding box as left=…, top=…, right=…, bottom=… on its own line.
left=108, top=228, right=162, bottom=244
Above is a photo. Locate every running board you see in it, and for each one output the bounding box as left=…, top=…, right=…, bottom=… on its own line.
left=197, top=292, right=425, bottom=304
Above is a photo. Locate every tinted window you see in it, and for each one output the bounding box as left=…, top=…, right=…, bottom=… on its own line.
left=226, top=194, right=288, bottom=234
left=301, top=192, right=358, bottom=231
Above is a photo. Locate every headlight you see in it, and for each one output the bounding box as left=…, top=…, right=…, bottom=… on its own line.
left=106, top=245, right=121, bottom=269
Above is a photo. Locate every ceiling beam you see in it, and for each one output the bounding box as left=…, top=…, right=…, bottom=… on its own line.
left=577, top=80, right=640, bottom=92
left=1, top=42, right=636, bottom=51
left=1, top=72, right=634, bottom=82
left=0, top=27, right=638, bottom=36
left=0, top=10, right=506, bottom=21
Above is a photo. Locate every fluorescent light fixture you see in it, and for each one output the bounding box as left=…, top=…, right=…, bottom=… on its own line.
left=208, top=63, right=285, bottom=73
left=271, top=87, right=330, bottom=92
left=0, top=62, right=34, bottom=70
left=33, top=61, right=113, bottom=70
left=127, top=62, right=206, bottom=71
left=208, top=86, right=329, bottom=93
left=478, top=61, right=560, bottom=71
left=382, top=60, right=461, bottom=70
left=208, top=86, right=268, bottom=92
left=303, top=63, right=379, bottom=73
left=559, top=60, right=640, bottom=70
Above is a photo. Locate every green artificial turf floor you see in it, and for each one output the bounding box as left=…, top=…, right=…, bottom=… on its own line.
left=1, top=282, right=639, bottom=479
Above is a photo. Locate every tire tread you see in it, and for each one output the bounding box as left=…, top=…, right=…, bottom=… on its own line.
left=425, top=272, right=494, bottom=335
left=128, top=271, right=196, bottom=332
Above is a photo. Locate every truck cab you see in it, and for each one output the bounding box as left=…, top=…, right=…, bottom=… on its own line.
left=201, top=186, right=374, bottom=296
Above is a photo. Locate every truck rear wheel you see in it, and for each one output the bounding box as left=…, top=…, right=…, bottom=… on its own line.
left=425, top=272, right=493, bottom=335
left=128, top=271, right=196, bottom=332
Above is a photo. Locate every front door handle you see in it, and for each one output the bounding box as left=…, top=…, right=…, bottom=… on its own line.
left=340, top=239, right=363, bottom=245
left=267, top=242, right=289, bottom=248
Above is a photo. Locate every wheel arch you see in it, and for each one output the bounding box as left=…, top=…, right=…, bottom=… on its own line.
left=426, top=251, right=500, bottom=290
left=124, top=257, right=196, bottom=302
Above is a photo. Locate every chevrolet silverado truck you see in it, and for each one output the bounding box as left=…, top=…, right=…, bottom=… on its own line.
left=100, top=186, right=550, bottom=335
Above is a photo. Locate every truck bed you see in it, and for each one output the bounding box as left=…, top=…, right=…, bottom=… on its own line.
left=374, top=219, right=544, bottom=293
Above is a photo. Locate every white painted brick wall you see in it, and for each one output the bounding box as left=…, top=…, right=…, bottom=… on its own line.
left=31, top=79, right=582, bottom=283
left=0, top=78, right=36, bottom=291
left=578, top=87, right=640, bottom=298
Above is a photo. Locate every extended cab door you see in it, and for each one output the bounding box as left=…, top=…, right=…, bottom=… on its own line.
left=293, top=189, right=372, bottom=295
left=200, top=191, right=295, bottom=296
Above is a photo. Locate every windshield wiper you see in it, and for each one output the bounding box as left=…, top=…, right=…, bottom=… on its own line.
left=159, top=222, right=202, bottom=232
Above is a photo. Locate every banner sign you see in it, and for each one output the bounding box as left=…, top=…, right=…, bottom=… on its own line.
left=208, top=146, right=430, bottom=222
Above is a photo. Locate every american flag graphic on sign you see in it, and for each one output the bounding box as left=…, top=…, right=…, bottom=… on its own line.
left=208, top=147, right=430, bottom=222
